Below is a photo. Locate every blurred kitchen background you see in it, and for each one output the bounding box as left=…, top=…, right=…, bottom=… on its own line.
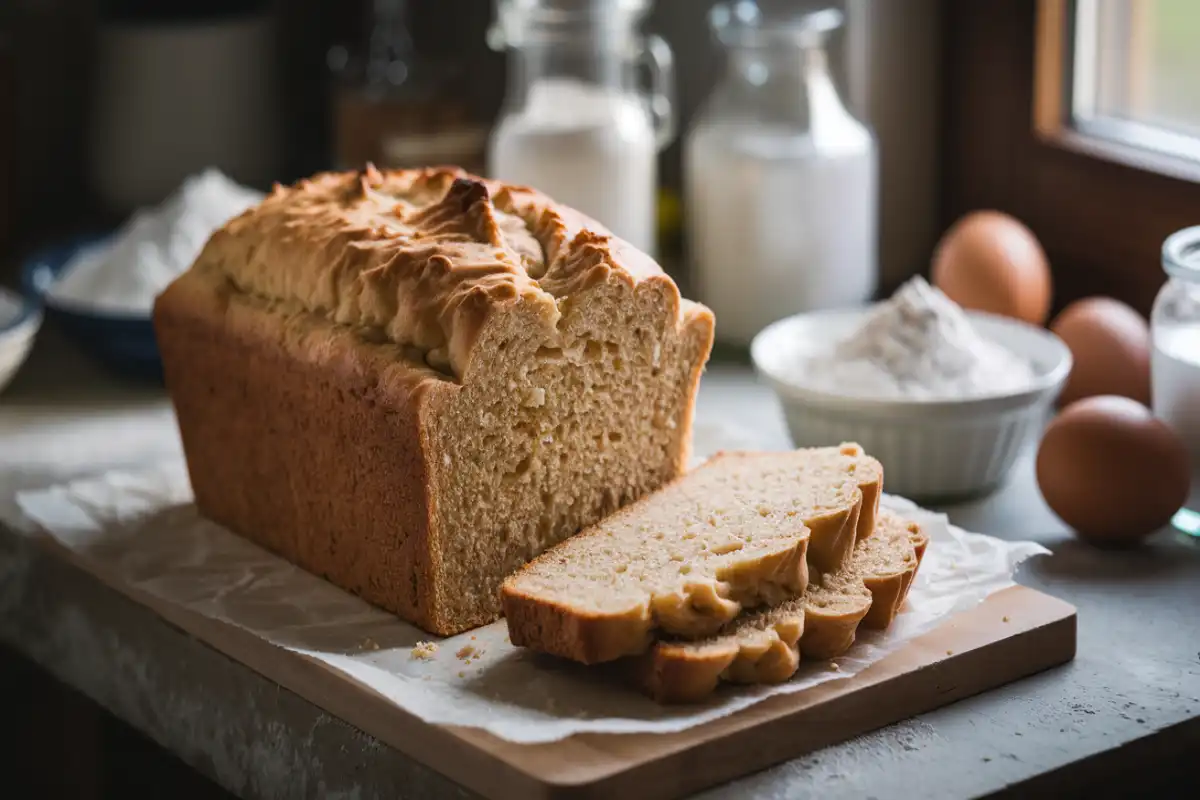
left=0, top=0, right=937, bottom=302
left=1, top=0, right=1198, bottom=366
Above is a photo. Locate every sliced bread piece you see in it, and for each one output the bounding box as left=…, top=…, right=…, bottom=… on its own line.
left=631, top=602, right=805, bottom=705
left=501, top=446, right=879, bottom=665
left=799, top=570, right=874, bottom=660
left=803, top=443, right=883, bottom=570
left=801, top=509, right=927, bottom=657
left=637, top=510, right=928, bottom=703
left=860, top=509, right=929, bottom=630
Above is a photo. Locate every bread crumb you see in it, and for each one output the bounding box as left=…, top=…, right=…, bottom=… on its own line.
left=458, top=671, right=466, bottom=679
left=1002, top=616, right=1010, bottom=623
left=829, top=662, right=840, bottom=671
left=362, top=637, right=380, bottom=651
left=470, top=635, right=477, bottom=641
left=411, top=641, right=439, bottom=660
left=457, top=645, right=477, bottom=660
left=946, top=649, right=954, bottom=656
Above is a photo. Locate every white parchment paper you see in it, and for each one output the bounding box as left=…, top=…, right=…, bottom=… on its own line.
left=8, top=430, right=1048, bottom=744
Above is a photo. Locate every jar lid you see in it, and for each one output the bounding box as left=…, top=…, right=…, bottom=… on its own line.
left=1163, top=225, right=1200, bottom=280
left=709, top=1, right=843, bottom=49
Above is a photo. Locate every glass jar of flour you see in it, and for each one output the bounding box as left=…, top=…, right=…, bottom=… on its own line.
left=487, top=0, right=675, bottom=257
left=1152, top=225, right=1200, bottom=531
left=685, top=3, right=878, bottom=347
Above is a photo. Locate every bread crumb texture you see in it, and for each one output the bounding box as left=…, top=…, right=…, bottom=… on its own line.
left=411, top=641, right=439, bottom=660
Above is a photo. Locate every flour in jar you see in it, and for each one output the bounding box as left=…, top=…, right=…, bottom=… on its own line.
left=793, top=276, right=1036, bottom=399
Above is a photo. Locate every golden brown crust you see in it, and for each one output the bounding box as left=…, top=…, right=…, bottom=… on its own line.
left=196, top=165, right=668, bottom=381
left=852, top=444, right=883, bottom=542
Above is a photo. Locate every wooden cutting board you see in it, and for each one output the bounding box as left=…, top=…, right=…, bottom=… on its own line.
left=46, top=526, right=1076, bottom=800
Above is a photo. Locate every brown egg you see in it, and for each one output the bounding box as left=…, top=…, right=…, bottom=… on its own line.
left=931, top=211, right=1053, bottom=325
left=1036, top=396, right=1189, bottom=545
left=1050, top=297, right=1151, bottom=407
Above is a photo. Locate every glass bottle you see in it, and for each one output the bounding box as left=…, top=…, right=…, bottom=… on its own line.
left=1152, top=225, right=1200, bottom=533
left=487, top=0, right=675, bottom=257
left=328, top=0, right=488, bottom=174
left=685, top=2, right=878, bottom=348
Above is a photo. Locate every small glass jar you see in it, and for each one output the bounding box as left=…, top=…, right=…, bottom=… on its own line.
left=1152, top=225, right=1200, bottom=531
left=486, top=0, right=675, bottom=256
left=685, top=3, right=878, bottom=348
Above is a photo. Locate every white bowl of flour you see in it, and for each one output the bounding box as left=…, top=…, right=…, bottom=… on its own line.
left=750, top=277, right=1072, bottom=500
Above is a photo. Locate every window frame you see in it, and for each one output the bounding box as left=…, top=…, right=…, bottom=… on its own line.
left=941, top=0, right=1200, bottom=317
left=1034, top=0, right=1200, bottom=183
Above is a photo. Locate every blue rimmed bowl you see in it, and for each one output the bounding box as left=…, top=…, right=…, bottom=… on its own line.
left=21, top=234, right=164, bottom=381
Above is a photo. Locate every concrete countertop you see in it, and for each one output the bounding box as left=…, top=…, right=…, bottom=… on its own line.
left=1, top=328, right=1199, bottom=799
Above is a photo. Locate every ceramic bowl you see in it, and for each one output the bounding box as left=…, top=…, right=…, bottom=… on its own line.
left=750, top=306, right=1073, bottom=501
left=21, top=234, right=163, bottom=381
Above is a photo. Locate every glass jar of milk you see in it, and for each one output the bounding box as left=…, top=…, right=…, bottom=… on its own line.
left=1153, top=226, right=1200, bottom=459
left=1153, top=226, right=1200, bottom=527
left=487, top=0, right=675, bottom=256
left=685, top=3, right=878, bottom=347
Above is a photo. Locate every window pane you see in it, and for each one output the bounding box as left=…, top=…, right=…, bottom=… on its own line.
left=1072, top=0, right=1200, bottom=159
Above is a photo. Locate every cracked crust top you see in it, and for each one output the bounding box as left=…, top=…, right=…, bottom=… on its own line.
left=186, top=165, right=675, bottom=381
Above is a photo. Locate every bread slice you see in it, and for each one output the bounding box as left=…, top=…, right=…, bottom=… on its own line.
left=630, top=602, right=805, bottom=705
left=637, top=509, right=927, bottom=703
left=802, top=508, right=928, bottom=657
left=860, top=510, right=929, bottom=630
left=501, top=446, right=881, bottom=664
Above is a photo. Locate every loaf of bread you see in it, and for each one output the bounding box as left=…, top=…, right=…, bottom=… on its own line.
left=153, top=166, right=714, bottom=636
left=501, top=446, right=882, bottom=664
left=638, top=509, right=927, bottom=703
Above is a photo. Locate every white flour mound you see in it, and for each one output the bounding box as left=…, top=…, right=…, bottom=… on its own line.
left=48, top=169, right=263, bottom=316
left=795, top=276, right=1036, bottom=399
